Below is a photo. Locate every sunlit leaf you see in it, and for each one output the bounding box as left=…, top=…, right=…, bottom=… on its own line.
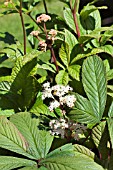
left=0, top=116, right=35, bottom=159
left=10, top=112, right=54, bottom=159
left=55, top=70, right=69, bottom=85
left=68, top=65, right=81, bottom=81
left=0, top=156, right=36, bottom=170
left=82, top=56, right=107, bottom=120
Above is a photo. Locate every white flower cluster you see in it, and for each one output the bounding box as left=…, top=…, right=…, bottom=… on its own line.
left=49, top=118, right=86, bottom=140
left=42, top=82, right=76, bottom=111
left=49, top=118, right=69, bottom=138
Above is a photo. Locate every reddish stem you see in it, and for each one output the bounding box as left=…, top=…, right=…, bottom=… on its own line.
left=71, top=0, right=80, bottom=38
left=43, top=22, right=48, bottom=39
left=50, top=47, right=59, bottom=72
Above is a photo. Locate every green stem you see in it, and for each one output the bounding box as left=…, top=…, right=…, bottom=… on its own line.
left=43, top=0, right=48, bottom=14
left=19, top=0, right=26, bottom=55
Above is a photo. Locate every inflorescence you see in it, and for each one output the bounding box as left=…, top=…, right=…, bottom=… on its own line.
left=42, top=82, right=76, bottom=112
left=30, top=14, right=57, bottom=52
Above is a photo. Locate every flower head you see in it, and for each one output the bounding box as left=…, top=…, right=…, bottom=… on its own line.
left=49, top=119, right=87, bottom=140
left=37, top=14, right=51, bottom=23
left=39, top=40, right=47, bottom=52
left=49, top=100, right=60, bottom=111
left=49, top=29, right=57, bottom=37
left=30, top=30, right=40, bottom=37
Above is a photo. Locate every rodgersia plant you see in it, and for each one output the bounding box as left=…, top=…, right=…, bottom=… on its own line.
left=1, top=0, right=113, bottom=170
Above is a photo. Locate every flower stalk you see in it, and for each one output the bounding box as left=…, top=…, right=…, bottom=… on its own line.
left=43, top=0, right=48, bottom=14
left=70, top=0, right=80, bottom=38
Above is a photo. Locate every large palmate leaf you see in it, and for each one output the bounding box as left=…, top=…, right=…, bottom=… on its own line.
left=82, top=56, right=107, bottom=120
left=41, top=144, right=104, bottom=170
left=10, top=112, right=54, bottom=159
left=0, top=156, right=36, bottom=170
left=0, top=116, right=35, bottom=159
left=68, top=93, right=99, bottom=124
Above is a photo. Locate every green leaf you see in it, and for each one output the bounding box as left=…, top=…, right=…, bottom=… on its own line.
left=107, top=69, right=113, bottom=81
left=107, top=118, right=113, bottom=149
left=92, top=121, right=109, bottom=160
left=38, top=167, right=48, bottom=170
left=0, top=108, right=14, bottom=116
left=0, top=116, right=35, bottom=159
left=0, top=156, right=36, bottom=170
left=80, top=5, right=101, bottom=34
left=19, top=166, right=38, bottom=170
left=100, top=45, right=113, bottom=56
left=80, top=5, right=99, bottom=20
left=0, top=81, right=11, bottom=94
left=70, top=47, right=104, bottom=64
left=103, top=59, right=110, bottom=73
left=82, top=56, right=107, bottom=120
left=59, top=43, right=70, bottom=67
left=63, top=8, right=76, bottom=32
left=68, top=93, right=99, bottom=124
left=30, top=93, right=56, bottom=117
left=10, top=55, right=41, bottom=110
left=74, top=144, right=99, bottom=161
left=10, top=112, right=54, bottom=159
left=0, top=76, right=11, bottom=82
left=108, top=102, right=113, bottom=118
left=41, top=144, right=104, bottom=170
left=68, top=65, right=81, bottom=81
left=92, top=121, right=106, bottom=148
left=38, top=50, right=51, bottom=63
left=38, top=63, right=56, bottom=73
left=55, top=70, right=69, bottom=85
left=65, top=29, right=78, bottom=52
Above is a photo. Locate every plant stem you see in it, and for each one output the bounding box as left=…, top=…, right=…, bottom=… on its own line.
left=50, top=47, right=59, bottom=72
left=43, top=22, right=59, bottom=72
left=43, top=0, right=48, bottom=14
left=70, top=0, right=80, bottom=38
left=43, top=22, right=48, bottom=39
left=27, top=13, right=44, bottom=32
left=19, top=0, right=26, bottom=55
